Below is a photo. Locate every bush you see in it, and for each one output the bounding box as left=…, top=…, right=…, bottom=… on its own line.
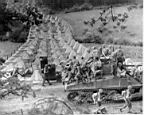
left=106, top=37, right=114, bottom=44
left=82, top=28, right=89, bottom=35
left=9, top=29, right=21, bottom=42
left=64, top=3, right=93, bottom=13
left=76, top=31, right=104, bottom=44
left=0, top=57, right=5, bottom=65
left=64, top=8, right=69, bottom=13
left=17, top=30, right=28, bottom=43
left=139, top=4, right=143, bottom=9
left=1, top=35, right=9, bottom=41
left=9, top=27, right=28, bottom=43
left=0, top=36, right=7, bottom=41
left=79, top=2, right=93, bottom=11
left=47, top=8, right=56, bottom=14
left=75, top=36, right=85, bottom=43
left=136, top=41, right=143, bottom=47
left=93, top=35, right=104, bottom=44
left=65, top=4, right=80, bottom=13
left=114, top=39, right=131, bottom=46
left=70, top=4, right=80, bottom=12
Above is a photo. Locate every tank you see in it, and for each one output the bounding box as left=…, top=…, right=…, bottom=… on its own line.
left=66, top=60, right=142, bottom=104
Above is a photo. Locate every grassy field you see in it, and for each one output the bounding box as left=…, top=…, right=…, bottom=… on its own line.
left=59, top=4, right=142, bottom=44
left=58, top=4, right=142, bottom=62
left=0, top=41, right=22, bottom=60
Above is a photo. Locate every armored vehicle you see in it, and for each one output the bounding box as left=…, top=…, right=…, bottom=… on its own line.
left=66, top=59, right=142, bottom=104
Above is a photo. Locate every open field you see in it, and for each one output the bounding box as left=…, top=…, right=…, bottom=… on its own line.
left=0, top=41, right=22, bottom=60
left=59, top=4, right=143, bottom=44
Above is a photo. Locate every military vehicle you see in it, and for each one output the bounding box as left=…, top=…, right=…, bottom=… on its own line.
left=66, top=59, right=142, bottom=104
left=40, top=57, right=61, bottom=82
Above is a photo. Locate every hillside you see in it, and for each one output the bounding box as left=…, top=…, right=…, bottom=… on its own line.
left=0, top=42, right=22, bottom=60
left=59, top=4, right=143, bottom=45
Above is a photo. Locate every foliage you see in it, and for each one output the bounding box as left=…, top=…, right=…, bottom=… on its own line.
left=105, top=37, right=114, bottom=44
left=42, top=0, right=142, bottom=10
left=0, top=76, right=36, bottom=100
left=0, top=57, right=5, bottom=65
left=139, top=4, right=143, bottom=9
left=76, top=31, right=104, bottom=44
left=0, top=35, right=9, bottom=41
left=114, top=39, right=131, bottom=46
left=64, top=4, right=80, bottom=13
left=0, top=4, right=29, bottom=40
left=17, top=30, right=28, bottom=43
left=82, top=28, right=89, bottom=35
left=79, top=2, right=93, bottom=11
left=77, top=32, right=142, bottom=46
left=0, top=3, right=43, bottom=43
left=135, top=41, right=143, bottom=47
left=64, top=3, right=93, bottom=13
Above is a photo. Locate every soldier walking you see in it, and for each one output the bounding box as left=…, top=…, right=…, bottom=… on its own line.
left=92, top=89, right=103, bottom=107
left=120, top=85, right=133, bottom=113
left=42, top=64, right=52, bottom=86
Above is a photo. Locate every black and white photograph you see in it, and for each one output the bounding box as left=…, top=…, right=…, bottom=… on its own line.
left=0, top=0, right=143, bottom=115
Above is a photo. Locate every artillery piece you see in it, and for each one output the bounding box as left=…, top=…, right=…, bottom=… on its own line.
left=66, top=58, right=142, bottom=105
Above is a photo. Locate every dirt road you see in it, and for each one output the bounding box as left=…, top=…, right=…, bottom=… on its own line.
left=0, top=83, right=142, bottom=114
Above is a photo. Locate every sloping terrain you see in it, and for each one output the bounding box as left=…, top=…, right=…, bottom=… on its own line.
left=59, top=4, right=143, bottom=44
left=0, top=42, right=22, bottom=60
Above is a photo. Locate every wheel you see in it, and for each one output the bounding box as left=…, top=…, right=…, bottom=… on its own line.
left=67, top=92, right=79, bottom=101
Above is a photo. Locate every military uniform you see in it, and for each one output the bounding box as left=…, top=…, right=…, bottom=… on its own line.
left=120, top=86, right=132, bottom=113
left=91, top=58, right=102, bottom=80
left=42, top=64, right=52, bottom=86
left=111, top=48, right=125, bottom=77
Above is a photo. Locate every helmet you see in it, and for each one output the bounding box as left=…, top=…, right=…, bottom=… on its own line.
left=128, top=85, right=132, bottom=90
left=99, top=89, right=103, bottom=93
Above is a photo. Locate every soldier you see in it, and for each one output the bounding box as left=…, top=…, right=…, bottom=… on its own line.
left=112, top=46, right=125, bottom=63
left=80, top=62, right=89, bottom=82
left=116, top=62, right=127, bottom=77
left=91, top=56, right=103, bottom=80
left=63, top=67, right=70, bottom=92
left=108, top=45, right=114, bottom=56
left=91, top=47, right=98, bottom=57
left=42, top=64, right=52, bottom=86
left=75, top=63, right=82, bottom=84
left=72, top=56, right=79, bottom=66
left=92, top=89, right=103, bottom=107
left=120, top=85, right=133, bottom=113
left=110, top=47, right=125, bottom=77
left=102, top=47, right=109, bottom=57
left=79, top=56, right=85, bottom=65
left=12, top=66, right=19, bottom=77
left=133, top=65, right=143, bottom=82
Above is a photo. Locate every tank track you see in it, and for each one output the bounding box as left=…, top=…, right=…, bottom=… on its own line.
left=67, top=88, right=142, bottom=105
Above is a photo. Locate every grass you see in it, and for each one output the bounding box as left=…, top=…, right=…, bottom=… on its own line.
left=0, top=41, right=22, bottom=60
left=59, top=4, right=142, bottom=44
left=58, top=4, right=142, bottom=62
